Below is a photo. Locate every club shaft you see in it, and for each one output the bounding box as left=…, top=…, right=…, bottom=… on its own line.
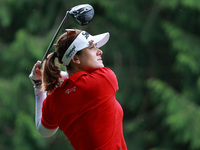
left=39, top=11, right=69, bottom=68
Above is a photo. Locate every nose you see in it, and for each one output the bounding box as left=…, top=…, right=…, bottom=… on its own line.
left=97, top=48, right=103, bottom=56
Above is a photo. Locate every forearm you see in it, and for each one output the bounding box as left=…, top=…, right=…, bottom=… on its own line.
left=34, top=87, right=58, bottom=137
left=34, top=87, right=46, bottom=129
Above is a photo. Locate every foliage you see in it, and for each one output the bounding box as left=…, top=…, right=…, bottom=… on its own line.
left=1, top=0, right=200, bottom=150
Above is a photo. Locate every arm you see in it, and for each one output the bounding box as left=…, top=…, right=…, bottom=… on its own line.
left=34, top=86, right=58, bottom=137
left=30, top=61, right=59, bottom=137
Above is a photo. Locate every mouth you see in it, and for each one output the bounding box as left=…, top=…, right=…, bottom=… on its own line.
left=98, top=58, right=102, bottom=61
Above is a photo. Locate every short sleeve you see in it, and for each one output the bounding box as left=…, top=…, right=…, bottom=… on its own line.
left=41, top=96, right=58, bottom=129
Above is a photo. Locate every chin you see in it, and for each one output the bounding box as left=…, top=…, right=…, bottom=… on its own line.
left=99, top=62, right=104, bottom=67
left=98, top=64, right=104, bottom=68
left=101, top=63, right=104, bottom=66
left=94, top=65, right=104, bottom=70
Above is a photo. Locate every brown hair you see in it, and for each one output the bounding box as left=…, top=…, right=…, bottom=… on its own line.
left=42, top=29, right=82, bottom=93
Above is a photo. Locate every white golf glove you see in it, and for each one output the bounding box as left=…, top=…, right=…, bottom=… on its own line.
left=29, top=61, right=42, bottom=88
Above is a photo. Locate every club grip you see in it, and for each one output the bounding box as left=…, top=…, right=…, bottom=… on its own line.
left=38, top=62, right=43, bottom=69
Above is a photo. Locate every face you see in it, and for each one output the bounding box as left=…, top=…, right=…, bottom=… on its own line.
left=76, top=44, right=104, bottom=72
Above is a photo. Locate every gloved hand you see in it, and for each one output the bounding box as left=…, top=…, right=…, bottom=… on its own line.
left=29, top=61, right=42, bottom=88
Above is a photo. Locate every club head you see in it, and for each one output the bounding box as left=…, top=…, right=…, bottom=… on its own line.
left=68, top=4, right=94, bottom=26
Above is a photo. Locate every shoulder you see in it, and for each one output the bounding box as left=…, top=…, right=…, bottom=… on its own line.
left=92, top=67, right=116, bottom=77
left=90, top=67, right=118, bottom=92
left=77, top=67, right=117, bottom=84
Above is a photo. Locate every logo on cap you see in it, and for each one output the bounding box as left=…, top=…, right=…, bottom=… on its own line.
left=65, top=45, right=76, bottom=58
left=88, top=40, right=94, bottom=46
left=82, top=32, right=90, bottom=39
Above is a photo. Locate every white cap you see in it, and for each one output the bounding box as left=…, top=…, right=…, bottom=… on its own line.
left=61, top=30, right=110, bottom=66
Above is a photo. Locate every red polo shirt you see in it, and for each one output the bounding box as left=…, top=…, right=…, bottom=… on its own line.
left=41, top=67, right=127, bottom=150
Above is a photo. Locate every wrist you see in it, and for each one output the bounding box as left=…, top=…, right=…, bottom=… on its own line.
left=34, top=85, right=43, bottom=96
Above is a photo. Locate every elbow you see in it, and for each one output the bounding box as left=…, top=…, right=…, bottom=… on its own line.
left=38, top=132, right=53, bottom=138
left=36, top=122, right=58, bottom=138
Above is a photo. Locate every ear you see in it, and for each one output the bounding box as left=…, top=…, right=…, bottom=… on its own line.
left=71, top=55, right=80, bottom=64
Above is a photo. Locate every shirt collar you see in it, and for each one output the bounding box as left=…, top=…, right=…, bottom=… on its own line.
left=61, top=71, right=88, bottom=87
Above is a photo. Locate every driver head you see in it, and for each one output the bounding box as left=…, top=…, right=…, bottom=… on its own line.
left=68, top=4, right=94, bottom=25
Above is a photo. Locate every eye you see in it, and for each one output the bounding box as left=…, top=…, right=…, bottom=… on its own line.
left=89, top=44, right=95, bottom=49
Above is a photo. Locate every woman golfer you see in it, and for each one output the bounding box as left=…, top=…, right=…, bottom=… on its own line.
left=29, top=29, right=127, bottom=150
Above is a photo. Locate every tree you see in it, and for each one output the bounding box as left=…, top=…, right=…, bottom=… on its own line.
left=1, top=0, right=200, bottom=149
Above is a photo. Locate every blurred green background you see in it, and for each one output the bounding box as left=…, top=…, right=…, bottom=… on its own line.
left=1, top=0, right=200, bottom=149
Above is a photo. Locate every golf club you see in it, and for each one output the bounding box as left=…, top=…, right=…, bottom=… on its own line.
left=39, top=4, right=94, bottom=68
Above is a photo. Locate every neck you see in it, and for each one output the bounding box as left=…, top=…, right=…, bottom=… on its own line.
left=67, top=67, right=83, bottom=77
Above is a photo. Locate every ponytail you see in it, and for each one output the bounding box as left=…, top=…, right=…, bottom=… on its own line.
left=41, top=29, right=82, bottom=93
left=42, top=52, right=61, bottom=93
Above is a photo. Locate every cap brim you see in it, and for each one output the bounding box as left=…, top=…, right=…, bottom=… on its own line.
left=92, top=32, right=110, bottom=48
